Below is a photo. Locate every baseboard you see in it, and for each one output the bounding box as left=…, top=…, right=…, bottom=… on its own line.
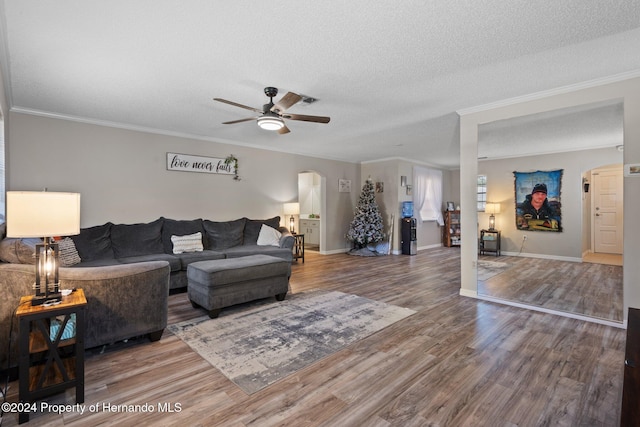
left=320, top=247, right=350, bottom=255
left=469, top=294, right=626, bottom=329
left=459, top=288, right=478, bottom=298
left=500, top=251, right=582, bottom=263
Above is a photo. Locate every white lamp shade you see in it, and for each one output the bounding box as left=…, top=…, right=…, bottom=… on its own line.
left=485, top=203, right=501, bottom=215
left=283, top=202, right=300, bottom=215
left=6, top=191, right=81, bottom=238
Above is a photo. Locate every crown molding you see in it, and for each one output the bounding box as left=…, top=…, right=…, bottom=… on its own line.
left=360, top=156, right=455, bottom=170
left=9, top=106, right=361, bottom=164
left=456, top=69, right=640, bottom=117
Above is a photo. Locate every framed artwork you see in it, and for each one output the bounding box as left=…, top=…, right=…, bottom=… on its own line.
left=339, top=179, right=351, bottom=193
left=514, top=169, right=563, bottom=232
left=376, top=182, right=384, bottom=193
left=446, top=201, right=455, bottom=211
left=624, top=163, right=640, bottom=177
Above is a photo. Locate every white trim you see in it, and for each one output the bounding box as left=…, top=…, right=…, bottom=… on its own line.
left=472, top=294, right=625, bottom=329
left=321, top=247, right=350, bottom=255
left=360, top=156, right=448, bottom=169
left=459, top=288, right=477, bottom=298
left=477, top=142, right=621, bottom=162
left=9, top=107, right=362, bottom=165
left=500, top=251, right=582, bottom=263
left=456, top=70, right=640, bottom=117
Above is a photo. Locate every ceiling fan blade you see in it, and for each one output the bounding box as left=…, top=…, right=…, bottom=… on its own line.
left=278, top=125, right=291, bottom=135
left=222, top=117, right=258, bottom=125
left=271, top=92, right=302, bottom=113
left=214, top=98, right=263, bottom=114
left=283, top=113, right=330, bottom=124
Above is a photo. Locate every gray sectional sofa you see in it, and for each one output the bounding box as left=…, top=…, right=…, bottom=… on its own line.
left=0, top=216, right=294, bottom=372
left=66, top=216, right=294, bottom=289
left=0, top=261, right=170, bottom=372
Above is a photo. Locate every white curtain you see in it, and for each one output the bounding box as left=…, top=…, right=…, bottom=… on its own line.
left=413, top=166, right=444, bottom=225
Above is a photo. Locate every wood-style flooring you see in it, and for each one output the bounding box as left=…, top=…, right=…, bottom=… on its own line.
left=2, top=248, right=626, bottom=426
left=478, top=254, right=624, bottom=322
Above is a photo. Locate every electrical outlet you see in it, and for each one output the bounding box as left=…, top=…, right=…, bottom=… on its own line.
left=523, top=235, right=528, bottom=241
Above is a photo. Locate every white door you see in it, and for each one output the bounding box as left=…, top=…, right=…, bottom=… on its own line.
left=592, top=168, right=623, bottom=254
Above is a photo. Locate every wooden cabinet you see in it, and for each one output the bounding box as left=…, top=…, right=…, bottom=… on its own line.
left=299, top=219, right=319, bottom=245
left=443, top=210, right=461, bottom=247
left=621, top=307, right=640, bottom=426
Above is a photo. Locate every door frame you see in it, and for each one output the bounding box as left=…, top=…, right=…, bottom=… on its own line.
left=590, top=164, right=624, bottom=255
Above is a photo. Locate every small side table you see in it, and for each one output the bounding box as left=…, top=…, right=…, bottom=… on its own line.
left=292, top=234, right=305, bottom=263
left=16, top=289, right=87, bottom=424
left=479, top=229, right=501, bottom=256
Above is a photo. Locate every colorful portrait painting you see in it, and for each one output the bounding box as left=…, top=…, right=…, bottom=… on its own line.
left=514, top=169, right=563, bottom=232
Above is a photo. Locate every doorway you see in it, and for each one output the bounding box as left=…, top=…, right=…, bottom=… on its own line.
left=591, top=165, right=624, bottom=255
left=298, top=171, right=325, bottom=253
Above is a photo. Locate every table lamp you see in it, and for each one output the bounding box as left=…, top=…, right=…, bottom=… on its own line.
left=485, top=202, right=500, bottom=231
left=283, top=202, right=300, bottom=233
left=6, top=191, right=81, bottom=305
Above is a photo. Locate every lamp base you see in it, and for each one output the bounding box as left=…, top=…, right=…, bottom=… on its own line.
left=31, top=292, right=62, bottom=306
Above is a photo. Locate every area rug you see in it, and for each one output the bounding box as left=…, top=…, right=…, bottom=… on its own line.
left=168, top=290, right=415, bottom=394
left=477, top=260, right=511, bottom=281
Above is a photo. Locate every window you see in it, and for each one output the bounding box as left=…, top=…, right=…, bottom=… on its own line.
left=477, top=174, right=486, bottom=212
left=412, top=166, right=444, bottom=225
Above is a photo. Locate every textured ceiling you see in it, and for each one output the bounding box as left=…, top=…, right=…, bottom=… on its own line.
left=1, top=1, right=640, bottom=168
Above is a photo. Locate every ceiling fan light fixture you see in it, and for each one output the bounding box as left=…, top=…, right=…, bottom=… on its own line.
left=257, top=114, right=284, bottom=131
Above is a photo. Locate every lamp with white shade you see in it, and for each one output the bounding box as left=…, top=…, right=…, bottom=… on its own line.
left=485, top=202, right=501, bottom=231
left=6, top=191, right=81, bottom=305
left=283, top=202, right=300, bottom=233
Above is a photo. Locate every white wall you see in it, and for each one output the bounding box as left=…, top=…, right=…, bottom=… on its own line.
left=459, top=75, right=640, bottom=322
left=478, top=147, right=622, bottom=259
left=6, top=112, right=360, bottom=253
left=361, top=159, right=457, bottom=253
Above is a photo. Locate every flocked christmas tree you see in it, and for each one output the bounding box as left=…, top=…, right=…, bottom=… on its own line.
left=346, top=178, right=385, bottom=253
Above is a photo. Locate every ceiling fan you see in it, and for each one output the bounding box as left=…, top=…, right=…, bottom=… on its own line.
left=214, top=87, right=330, bottom=134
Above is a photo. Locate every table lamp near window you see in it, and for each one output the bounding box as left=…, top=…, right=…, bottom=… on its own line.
left=6, top=191, right=81, bottom=306
left=283, top=202, right=300, bottom=234
left=485, top=202, right=500, bottom=231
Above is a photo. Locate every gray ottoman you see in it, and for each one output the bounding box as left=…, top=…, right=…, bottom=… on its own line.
left=187, top=254, right=290, bottom=318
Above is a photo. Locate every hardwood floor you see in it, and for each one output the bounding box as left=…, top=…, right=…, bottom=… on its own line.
left=477, top=255, right=624, bottom=322
left=2, top=248, right=625, bottom=426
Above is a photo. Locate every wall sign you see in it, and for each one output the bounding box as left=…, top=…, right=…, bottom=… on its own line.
left=167, top=152, right=236, bottom=175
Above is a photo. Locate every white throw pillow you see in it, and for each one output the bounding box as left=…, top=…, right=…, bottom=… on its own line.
left=171, top=232, right=204, bottom=254
left=57, top=237, right=82, bottom=266
left=256, top=224, right=282, bottom=247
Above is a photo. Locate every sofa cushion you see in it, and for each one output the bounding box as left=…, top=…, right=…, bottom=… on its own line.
left=161, top=218, right=204, bottom=253
left=223, top=244, right=293, bottom=262
left=174, top=250, right=226, bottom=269
left=203, top=218, right=246, bottom=250
left=117, top=253, right=182, bottom=272
left=0, top=238, right=40, bottom=264
left=111, top=218, right=164, bottom=258
left=243, top=216, right=280, bottom=245
left=70, top=222, right=115, bottom=261
left=72, top=258, right=123, bottom=267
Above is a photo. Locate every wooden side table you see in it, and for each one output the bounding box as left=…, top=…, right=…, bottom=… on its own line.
left=479, top=229, right=501, bottom=256
left=16, top=289, right=87, bottom=424
left=292, top=234, right=305, bottom=263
